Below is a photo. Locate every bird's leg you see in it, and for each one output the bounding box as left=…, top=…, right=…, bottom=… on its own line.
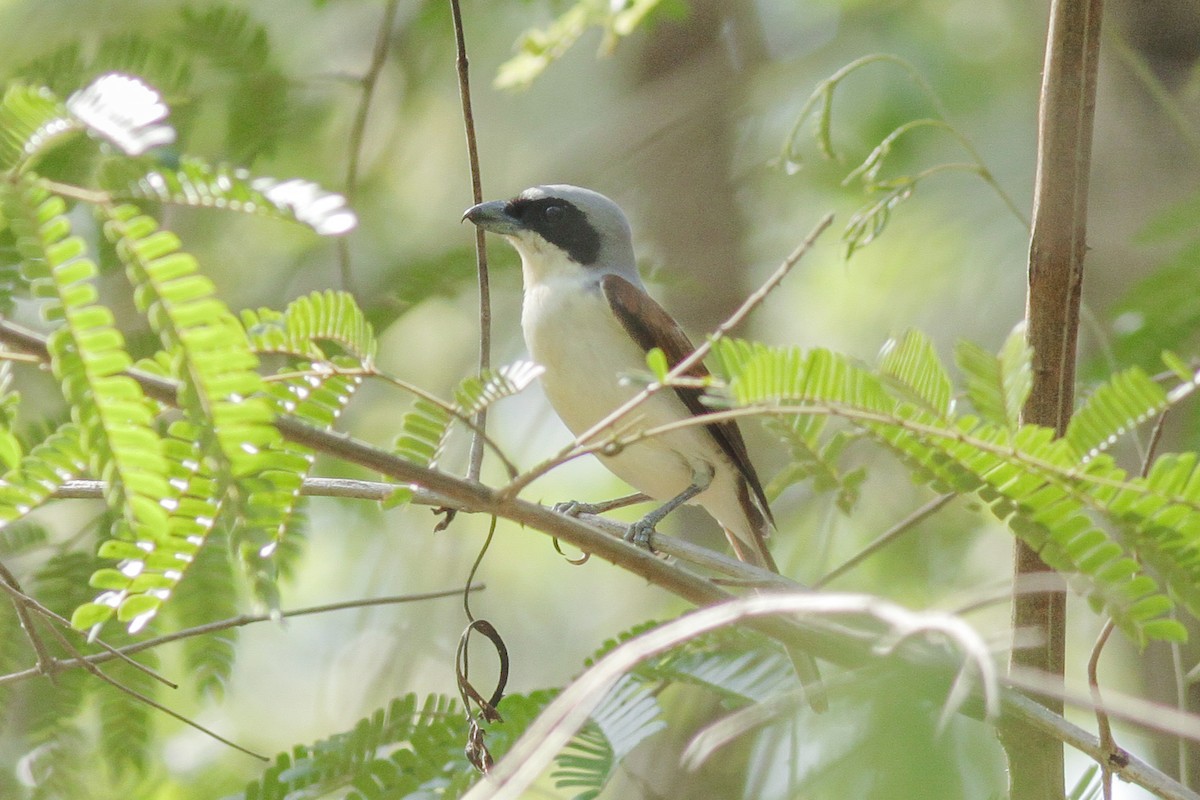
left=625, top=466, right=714, bottom=550
left=554, top=493, right=650, bottom=517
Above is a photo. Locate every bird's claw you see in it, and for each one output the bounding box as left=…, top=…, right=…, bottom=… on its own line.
left=624, top=519, right=657, bottom=551
left=553, top=500, right=600, bottom=517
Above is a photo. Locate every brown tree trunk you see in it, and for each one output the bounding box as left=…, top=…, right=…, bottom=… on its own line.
left=1005, top=0, right=1104, bottom=796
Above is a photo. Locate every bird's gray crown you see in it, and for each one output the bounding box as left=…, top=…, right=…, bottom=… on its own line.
left=504, top=185, right=637, bottom=271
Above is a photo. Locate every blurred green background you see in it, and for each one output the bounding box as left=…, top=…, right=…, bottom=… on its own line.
left=0, top=0, right=1197, bottom=797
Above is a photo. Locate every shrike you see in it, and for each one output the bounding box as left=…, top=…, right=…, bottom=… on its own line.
left=464, top=184, right=778, bottom=567
left=464, top=185, right=822, bottom=706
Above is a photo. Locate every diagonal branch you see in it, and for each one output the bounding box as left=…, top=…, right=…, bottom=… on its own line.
left=0, top=586, right=482, bottom=687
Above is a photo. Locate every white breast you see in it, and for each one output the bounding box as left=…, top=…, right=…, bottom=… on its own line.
left=521, top=275, right=745, bottom=519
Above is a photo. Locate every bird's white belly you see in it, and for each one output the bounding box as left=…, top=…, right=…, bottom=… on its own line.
left=522, top=280, right=727, bottom=503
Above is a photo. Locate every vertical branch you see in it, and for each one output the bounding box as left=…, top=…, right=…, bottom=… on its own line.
left=1006, top=0, right=1104, bottom=795
left=450, top=0, right=491, bottom=482
left=337, top=0, right=402, bottom=294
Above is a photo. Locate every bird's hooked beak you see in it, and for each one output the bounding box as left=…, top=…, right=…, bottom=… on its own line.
left=462, top=199, right=521, bottom=235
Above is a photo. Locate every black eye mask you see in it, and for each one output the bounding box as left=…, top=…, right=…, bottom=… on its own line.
left=505, top=197, right=601, bottom=265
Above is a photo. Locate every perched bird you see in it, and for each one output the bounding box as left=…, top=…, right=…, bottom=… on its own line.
left=464, top=184, right=776, bottom=568
left=464, top=185, right=823, bottom=708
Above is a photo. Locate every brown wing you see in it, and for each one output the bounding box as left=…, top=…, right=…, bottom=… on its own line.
left=599, top=274, right=775, bottom=528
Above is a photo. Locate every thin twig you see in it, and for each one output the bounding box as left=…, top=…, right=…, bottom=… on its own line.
left=1087, top=618, right=1117, bottom=800
left=336, top=0, right=402, bottom=293
left=500, top=212, right=834, bottom=498
left=0, top=559, right=58, bottom=676
left=1002, top=689, right=1199, bottom=800
left=30, top=609, right=267, bottom=761
left=0, top=586, right=482, bottom=687
left=450, top=0, right=491, bottom=483
left=367, top=365, right=519, bottom=478
left=1105, top=27, right=1200, bottom=156
left=53, top=476, right=406, bottom=502
left=1007, top=665, right=1200, bottom=748
left=0, top=576, right=177, bottom=689
left=814, top=493, right=955, bottom=587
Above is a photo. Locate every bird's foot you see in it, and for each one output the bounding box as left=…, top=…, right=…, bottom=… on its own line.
left=553, top=500, right=602, bottom=518
left=624, top=518, right=658, bottom=552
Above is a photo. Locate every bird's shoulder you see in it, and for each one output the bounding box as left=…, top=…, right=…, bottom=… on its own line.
left=599, top=273, right=708, bottom=379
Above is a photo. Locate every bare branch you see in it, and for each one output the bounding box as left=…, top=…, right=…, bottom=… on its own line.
left=0, top=558, right=57, bottom=676
left=0, top=575, right=176, bottom=688
left=1087, top=619, right=1117, bottom=800
left=815, top=493, right=955, bottom=588
left=336, top=0, right=402, bottom=293
left=0, top=586, right=481, bottom=687
left=450, top=0, right=492, bottom=483
left=31, top=607, right=267, bottom=761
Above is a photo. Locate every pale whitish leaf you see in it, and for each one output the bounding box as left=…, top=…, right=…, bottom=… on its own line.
left=249, top=177, right=357, bottom=236
left=455, top=360, right=544, bottom=414
left=66, top=73, right=174, bottom=155
left=589, top=675, right=665, bottom=760
left=998, top=323, right=1033, bottom=426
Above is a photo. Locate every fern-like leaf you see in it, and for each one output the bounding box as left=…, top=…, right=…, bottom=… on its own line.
left=879, top=329, right=954, bottom=418
left=176, top=6, right=289, bottom=162
left=0, top=73, right=172, bottom=172
left=111, top=157, right=356, bottom=236
left=390, top=361, right=539, bottom=506
left=242, top=290, right=376, bottom=362
left=0, top=423, right=86, bottom=529
left=713, top=338, right=1188, bottom=644
left=98, top=650, right=158, bottom=779
left=101, top=202, right=276, bottom=478
left=494, top=1, right=682, bottom=90
left=551, top=674, right=665, bottom=800
left=5, top=181, right=172, bottom=630
left=236, top=366, right=359, bottom=609
left=454, top=360, right=544, bottom=414
left=765, top=416, right=866, bottom=514
left=843, top=180, right=917, bottom=258
left=168, top=522, right=239, bottom=698
left=955, top=324, right=1032, bottom=430
left=234, top=292, right=372, bottom=607
left=65, top=72, right=174, bottom=156
left=60, top=201, right=274, bottom=631
left=0, top=83, right=75, bottom=172
left=74, top=416, right=229, bottom=632
left=394, top=399, right=453, bottom=470
left=239, top=694, right=464, bottom=800
left=395, top=364, right=535, bottom=473
left=1064, top=367, right=1166, bottom=462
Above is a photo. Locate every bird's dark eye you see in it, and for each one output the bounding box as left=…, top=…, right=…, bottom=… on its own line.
left=543, top=204, right=565, bottom=224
